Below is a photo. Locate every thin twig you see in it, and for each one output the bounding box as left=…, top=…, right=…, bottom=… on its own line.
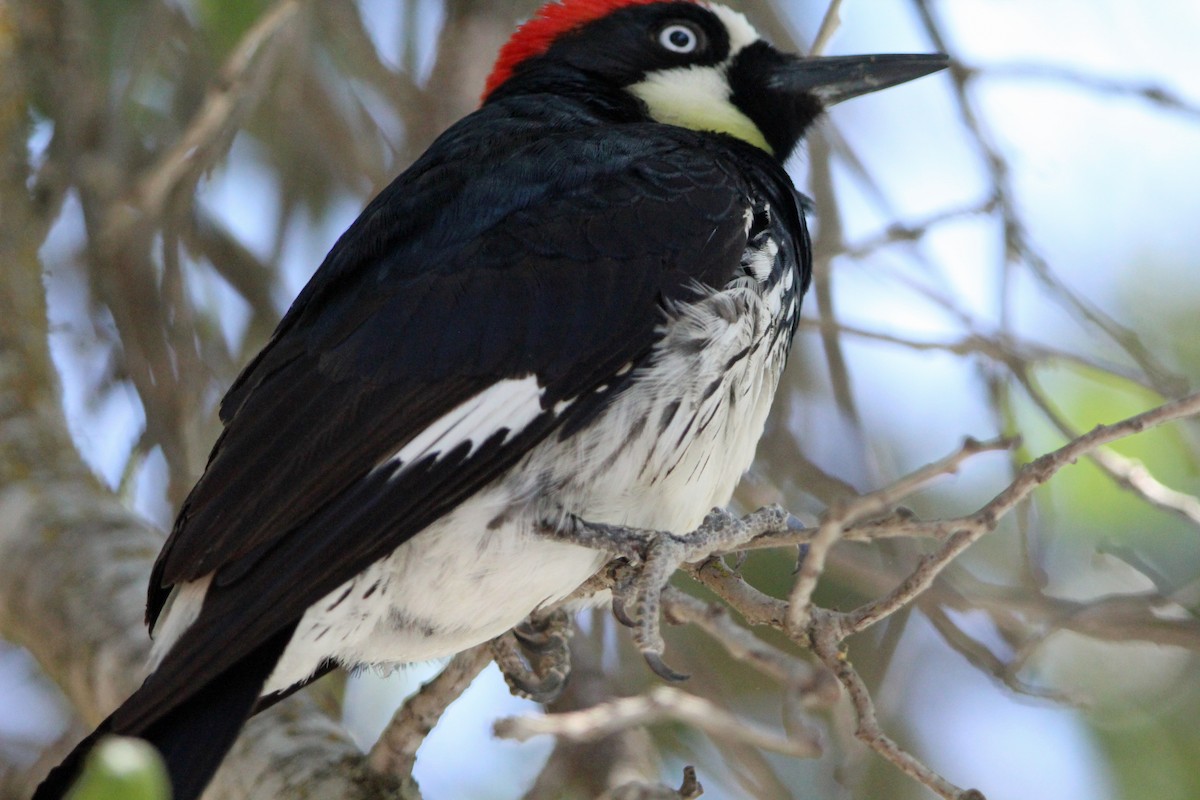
left=911, top=0, right=1191, bottom=399
left=126, top=0, right=302, bottom=224
left=983, top=63, right=1200, bottom=120
left=836, top=391, right=1200, bottom=637
left=810, top=616, right=986, bottom=800
left=662, top=588, right=835, bottom=707
left=1011, top=367, right=1200, bottom=531
left=786, top=436, right=1014, bottom=635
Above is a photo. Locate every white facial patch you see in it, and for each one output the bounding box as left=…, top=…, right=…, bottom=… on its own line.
left=629, top=65, right=770, bottom=152
left=705, top=3, right=761, bottom=56
left=627, top=4, right=771, bottom=152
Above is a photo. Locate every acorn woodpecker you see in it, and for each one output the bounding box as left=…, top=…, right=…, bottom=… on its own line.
left=35, top=2, right=945, bottom=798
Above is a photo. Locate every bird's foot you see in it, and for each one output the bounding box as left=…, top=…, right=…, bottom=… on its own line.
left=544, top=506, right=790, bottom=683
left=492, top=609, right=572, bottom=704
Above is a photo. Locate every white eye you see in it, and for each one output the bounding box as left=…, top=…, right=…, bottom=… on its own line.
left=659, top=23, right=700, bottom=54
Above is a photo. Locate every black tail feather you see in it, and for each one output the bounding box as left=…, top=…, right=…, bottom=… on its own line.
left=33, top=622, right=297, bottom=800
left=31, top=715, right=116, bottom=800
left=142, top=627, right=287, bottom=800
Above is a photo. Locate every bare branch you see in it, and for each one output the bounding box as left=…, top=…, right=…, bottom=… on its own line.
left=837, top=391, right=1200, bottom=637
left=809, top=0, right=845, bottom=56
left=1012, top=368, right=1200, bottom=531
left=983, top=63, right=1200, bottom=120
left=120, top=0, right=303, bottom=225
left=496, top=686, right=820, bottom=758
left=661, top=588, right=818, bottom=693
left=911, top=0, right=1191, bottom=399
left=1090, top=448, right=1200, bottom=527
left=810, top=617, right=986, bottom=800
left=367, top=644, right=492, bottom=779
left=840, top=199, right=998, bottom=259
left=786, top=436, right=1015, bottom=634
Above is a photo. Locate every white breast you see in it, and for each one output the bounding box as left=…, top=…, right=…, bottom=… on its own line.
left=549, top=281, right=792, bottom=534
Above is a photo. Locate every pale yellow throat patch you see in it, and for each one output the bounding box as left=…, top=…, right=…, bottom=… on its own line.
left=628, top=64, right=772, bottom=154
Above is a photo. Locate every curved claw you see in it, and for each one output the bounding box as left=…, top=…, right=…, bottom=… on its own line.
left=517, top=671, right=569, bottom=705
left=513, top=622, right=543, bottom=644
left=504, top=670, right=568, bottom=704
left=513, top=623, right=555, bottom=652
left=792, top=542, right=810, bottom=574
left=612, top=595, right=638, bottom=628
left=644, top=651, right=690, bottom=682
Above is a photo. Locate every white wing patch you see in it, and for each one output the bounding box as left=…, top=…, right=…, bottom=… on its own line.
left=386, top=376, right=545, bottom=474
left=147, top=574, right=213, bottom=669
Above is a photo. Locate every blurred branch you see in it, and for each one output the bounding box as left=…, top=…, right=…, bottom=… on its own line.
left=799, top=318, right=1161, bottom=394
left=597, top=767, right=703, bottom=800
left=0, top=170, right=405, bottom=800
left=0, top=4, right=407, bottom=796
left=401, top=0, right=542, bottom=160
left=14, top=0, right=307, bottom=506
left=809, top=0, right=844, bottom=56
left=1089, top=449, right=1200, bottom=526
left=317, top=2, right=425, bottom=114
left=807, top=134, right=861, bottom=429
left=983, top=63, right=1200, bottom=120
left=180, top=210, right=281, bottom=352
left=911, top=0, right=1191, bottom=400
left=496, top=686, right=819, bottom=758
left=953, top=570, right=1200, bottom=652
left=840, top=198, right=997, bottom=260
left=920, top=602, right=1075, bottom=703
left=122, top=0, right=303, bottom=223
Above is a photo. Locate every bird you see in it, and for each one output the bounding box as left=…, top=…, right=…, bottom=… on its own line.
left=35, top=1, right=945, bottom=798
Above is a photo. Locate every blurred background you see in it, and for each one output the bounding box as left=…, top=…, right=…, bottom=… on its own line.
left=2, top=0, right=1199, bottom=798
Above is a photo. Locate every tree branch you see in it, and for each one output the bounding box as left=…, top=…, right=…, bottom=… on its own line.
left=367, top=644, right=492, bottom=782
left=0, top=11, right=403, bottom=793
left=496, top=686, right=819, bottom=758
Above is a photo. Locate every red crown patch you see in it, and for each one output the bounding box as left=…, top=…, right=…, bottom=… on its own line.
left=482, top=0, right=698, bottom=101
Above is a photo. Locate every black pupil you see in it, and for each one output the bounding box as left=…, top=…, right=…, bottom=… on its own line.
left=669, top=29, right=692, bottom=49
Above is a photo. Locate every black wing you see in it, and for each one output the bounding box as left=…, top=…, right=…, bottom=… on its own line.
left=131, top=114, right=796, bottom=729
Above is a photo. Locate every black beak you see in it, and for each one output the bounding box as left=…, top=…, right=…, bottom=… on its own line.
left=729, top=46, right=948, bottom=159
left=770, top=53, right=950, bottom=107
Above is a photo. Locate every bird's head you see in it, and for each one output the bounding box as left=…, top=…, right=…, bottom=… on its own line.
left=483, top=0, right=947, bottom=161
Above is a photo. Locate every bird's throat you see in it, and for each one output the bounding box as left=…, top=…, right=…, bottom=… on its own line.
left=628, top=66, right=773, bottom=154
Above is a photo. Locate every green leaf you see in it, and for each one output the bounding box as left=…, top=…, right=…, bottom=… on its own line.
left=66, top=736, right=171, bottom=800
